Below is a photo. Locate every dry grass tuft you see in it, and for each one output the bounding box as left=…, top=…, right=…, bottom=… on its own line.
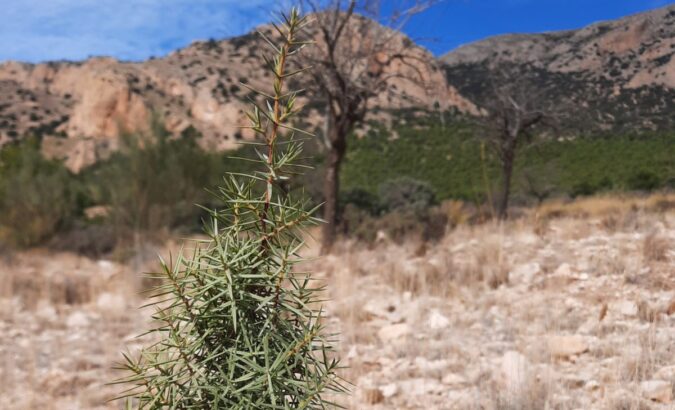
left=643, top=232, right=670, bottom=262
left=538, top=193, right=675, bottom=221
left=439, top=199, right=471, bottom=228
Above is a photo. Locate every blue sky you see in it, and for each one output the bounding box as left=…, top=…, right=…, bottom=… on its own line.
left=0, top=0, right=671, bottom=62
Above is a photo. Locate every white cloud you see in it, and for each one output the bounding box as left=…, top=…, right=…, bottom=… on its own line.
left=0, top=0, right=284, bottom=62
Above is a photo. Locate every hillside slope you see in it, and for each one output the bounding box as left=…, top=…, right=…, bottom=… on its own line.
left=442, top=5, right=675, bottom=133
left=0, top=5, right=674, bottom=170
left=0, top=20, right=472, bottom=171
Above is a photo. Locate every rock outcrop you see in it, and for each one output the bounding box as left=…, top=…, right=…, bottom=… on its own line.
left=0, top=18, right=474, bottom=171
left=1, top=5, right=673, bottom=170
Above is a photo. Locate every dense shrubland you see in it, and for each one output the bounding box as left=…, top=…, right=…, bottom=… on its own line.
left=341, top=119, right=674, bottom=202
left=0, top=127, right=256, bottom=254
left=0, top=138, right=78, bottom=247
left=83, top=120, right=231, bottom=235
left=0, top=114, right=673, bottom=252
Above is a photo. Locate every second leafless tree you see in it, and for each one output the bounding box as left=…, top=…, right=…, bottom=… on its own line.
left=477, top=64, right=560, bottom=219
left=300, top=0, right=439, bottom=252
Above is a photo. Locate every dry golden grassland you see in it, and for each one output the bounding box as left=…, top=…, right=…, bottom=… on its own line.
left=0, top=194, right=673, bottom=409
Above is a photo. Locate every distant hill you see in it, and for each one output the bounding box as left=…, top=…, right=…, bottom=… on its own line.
left=441, top=5, right=675, bottom=133
left=0, top=17, right=475, bottom=171
left=0, top=5, right=673, bottom=171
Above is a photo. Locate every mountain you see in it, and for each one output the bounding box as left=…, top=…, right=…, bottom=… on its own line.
left=441, top=5, right=675, bottom=133
left=0, top=21, right=473, bottom=171
left=0, top=5, right=673, bottom=171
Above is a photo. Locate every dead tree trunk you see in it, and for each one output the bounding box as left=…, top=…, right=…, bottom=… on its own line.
left=300, top=1, right=439, bottom=253
left=477, top=65, right=557, bottom=220
left=321, top=118, right=348, bottom=253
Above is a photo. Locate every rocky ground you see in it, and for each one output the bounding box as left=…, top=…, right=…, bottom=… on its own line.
left=0, top=204, right=673, bottom=409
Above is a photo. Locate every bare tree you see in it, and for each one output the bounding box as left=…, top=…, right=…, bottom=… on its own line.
left=299, top=0, right=439, bottom=252
left=477, top=64, right=559, bottom=219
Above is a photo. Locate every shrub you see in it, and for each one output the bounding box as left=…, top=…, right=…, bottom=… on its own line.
left=570, top=181, right=597, bottom=198
left=378, top=176, right=436, bottom=214
left=377, top=208, right=447, bottom=243
left=0, top=138, right=78, bottom=247
left=339, top=203, right=379, bottom=242
left=114, top=9, right=345, bottom=408
left=83, top=119, right=226, bottom=237
left=49, top=222, right=117, bottom=258
left=341, top=206, right=448, bottom=244
left=628, top=171, right=661, bottom=192
left=570, top=176, right=614, bottom=199
left=340, top=178, right=447, bottom=244
left=340, top=188, right=380, bottom=215
left=519, top=164, right=558, bottom=205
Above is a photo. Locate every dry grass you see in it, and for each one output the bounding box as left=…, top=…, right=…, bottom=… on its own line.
left=536, top=192, right=675, bottom=220
left=1, top=193, right=674, bottom=409
left=643, top=232, right=671, bottom=262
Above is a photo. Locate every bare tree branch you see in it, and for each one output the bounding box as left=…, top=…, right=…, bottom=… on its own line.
left=475, top=63, right=562, bottom=219
left=296, top=0, right=439, bottom=252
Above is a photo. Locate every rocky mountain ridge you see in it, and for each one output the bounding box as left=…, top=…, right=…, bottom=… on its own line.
left=0, top=19, right=471, bottom=171
left=0, top=5, right=673, bottom=171
left=442, top=4, right=675, bottom=132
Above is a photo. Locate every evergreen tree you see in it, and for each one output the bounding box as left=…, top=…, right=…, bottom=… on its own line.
left=114, top=9, right=346, bottom=408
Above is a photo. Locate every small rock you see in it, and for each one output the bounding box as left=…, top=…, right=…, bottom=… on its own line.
left=585, top=380, right=600, bottom=391
left=377, top=323, right=411, bottom=343
left=66, top=311, right=90, bottom=328
left=641, top=380, right=672, bottom=403
left=554, top=263, right=572, bottom=276
left=363, top=299, right=393, bottom=317
left=442, top=373, right=466, bottom=386
left=414, top=357, right=450, bottom=372
left=346, top=345, right=358, bottom=360
left=399, top=378, right=444, bottom=396
left=510, top=263, right=540, bottom=283
left=380, top=383, right=398, bottom=398
left=547, top=335, right=589, bottom=358
left=561, top=374, right=589, bottom=389
left=577, top=318, right=596, bottom=334
left=36, top=303, right=58, bottom=322
left=615, top=300, right=638, bottom=317
left=96, top=260, right=116, bottom=280
left=375, top=230, right=389, bottom=243
left=96, top=292, right=126, bottom=313
left=428, top=309, right=450, bottom=330
left=499, top=351, right=530, bottom=391
left=446, top=389, right=475, bottom=408
left=609, top=388, right=635, bottom=407
left=654, top=366, right=675, bottom=381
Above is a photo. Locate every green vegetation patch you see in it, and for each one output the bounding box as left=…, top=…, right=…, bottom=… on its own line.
left=342, top=122, right=675, bottom=204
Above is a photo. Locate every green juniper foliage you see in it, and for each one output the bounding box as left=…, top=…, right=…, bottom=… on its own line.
left=114, top=9, right=346, bottom=408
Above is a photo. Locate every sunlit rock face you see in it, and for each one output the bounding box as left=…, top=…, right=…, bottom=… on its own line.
left=0, top=15, right=475, bottom=172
